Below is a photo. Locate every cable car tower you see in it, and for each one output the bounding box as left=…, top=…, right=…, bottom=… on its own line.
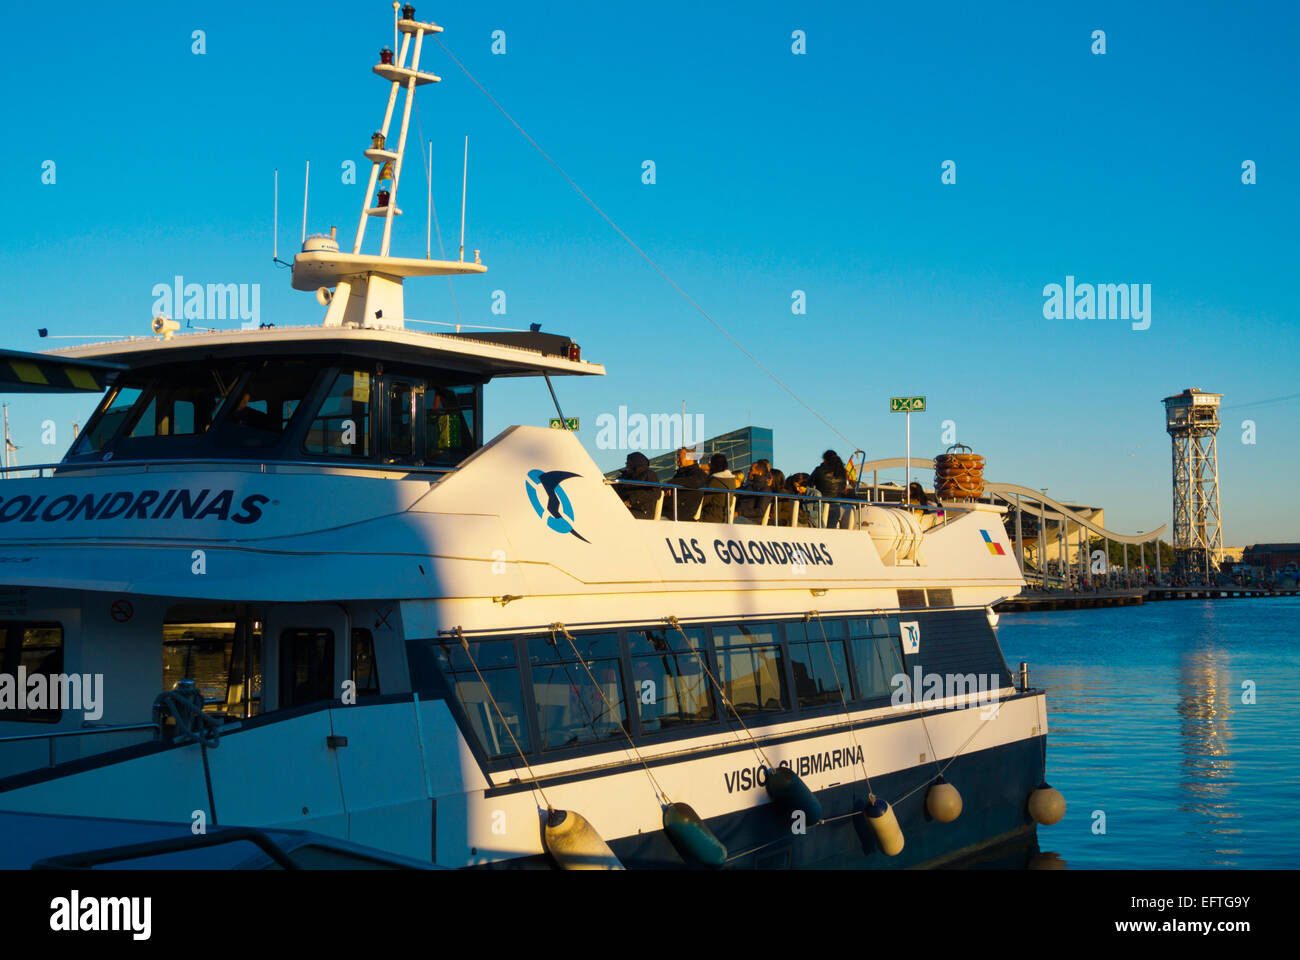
left=1162, top=388, right=1223, bottom=577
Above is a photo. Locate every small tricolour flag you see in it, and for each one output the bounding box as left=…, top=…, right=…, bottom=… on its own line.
left=980, top=529, right=1005, bottom=556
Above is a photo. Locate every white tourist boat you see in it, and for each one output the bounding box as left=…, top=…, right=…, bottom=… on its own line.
left=0, top=6, right=1061, bottom=869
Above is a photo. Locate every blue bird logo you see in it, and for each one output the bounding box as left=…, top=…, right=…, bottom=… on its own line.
left=525, top=469, right=589, bottom=542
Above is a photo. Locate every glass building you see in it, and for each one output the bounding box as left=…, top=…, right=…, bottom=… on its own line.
left=605, top=426, right=774, bottom=479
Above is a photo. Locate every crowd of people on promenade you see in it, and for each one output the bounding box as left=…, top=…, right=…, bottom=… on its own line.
left=614, top=447, right=928, bottom=526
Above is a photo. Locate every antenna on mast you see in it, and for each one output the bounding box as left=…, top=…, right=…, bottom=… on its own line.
left=459, top=136, right=468, bottom=262
left=273, top=168, right=279, bottom=261
left=427, top=140, right=432, bottom=260
left=301, top=160, right=310, bottom=244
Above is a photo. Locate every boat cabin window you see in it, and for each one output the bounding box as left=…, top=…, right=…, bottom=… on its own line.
left=67, top=357, right=483, bottom=468
left=426, top=638, right=530, bottom=758
left=162, top=620, right=262, bottom=718
left=527, top=632, right=626, bottom=750
left=127, top=366, right=239, bottom=440
left=304, top=369, right=372, bottom=458
left=410, top=611, right=987, bottom=766
left=216, top=360, right=318, bottom=449
left=426, top=383, right=477, bottom=466
left=279, top=628, right=335, bottom=708
left=381, top=374, right=482, bottom=466
left=786, top=620, right=851, bottom=708
left=842, top=617, right=905, bottom=701
left=75, top=386, right=143, bottom=455
left=0, top=623, right=64, bottom=723
left=352, top=628, right=380, bottom=698
left=712, top=624, right=788, bottom=715
left=387, top=378, right=417, bottom=457
left=627, top=628, right=715, bottom=732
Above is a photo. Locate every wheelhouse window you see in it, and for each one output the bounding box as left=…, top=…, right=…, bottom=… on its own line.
left=628, top=627, right=715, bottom=732
left=427, top=638, right=529, bottom=758
left=73, top=385, right=143, bottom=455
left=304, top=368, right=373, bottom=458
left=713, top=623, right=788, bottom=715
left=528, top=632, right=626, bottom=750
left=0, top=623, right=64, bottom=723
left=127, top=366, right=238, bottom=438
left=217, top=360, right=319, bottom=449
left=380, top=373, right=482, bottom=465
left=425, top=383, right=477, bottom=466
left=69, top=359, right=481, bottom=467
left=387, top=379, right=417, bottom=458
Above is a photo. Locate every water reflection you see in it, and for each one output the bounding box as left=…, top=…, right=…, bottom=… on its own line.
left=1176, top=642, right=1241, bottom=864
left=997, top=599, right=1300, bottom=868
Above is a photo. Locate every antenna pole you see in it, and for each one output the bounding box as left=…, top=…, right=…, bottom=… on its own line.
left=427, top=141, right=433, bottom=260
left=301, top=160, right=310, bottom=244
left=2, top=404, right=10, bottom=475
left=459, top=136, right=468, bottom=261
left=273, top=168, right=279, bottom=261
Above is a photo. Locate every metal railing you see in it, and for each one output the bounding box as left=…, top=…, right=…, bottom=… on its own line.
left=0, top=721, right=161, bottom=767
left=605, top=477, right=952, bottom=528
left=0, top=458, right=458, bottom=479
left=32, top=826, right=302, bottom=870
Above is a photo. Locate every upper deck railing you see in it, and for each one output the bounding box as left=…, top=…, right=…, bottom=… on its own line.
left=0, top=459, right=967, bottom=532
left=604, top=476, right=956, bottom=529
left=0, top=459, right=458, bottom=479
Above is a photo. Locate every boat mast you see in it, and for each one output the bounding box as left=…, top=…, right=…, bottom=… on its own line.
left=291, top=5, right=486, bottom=330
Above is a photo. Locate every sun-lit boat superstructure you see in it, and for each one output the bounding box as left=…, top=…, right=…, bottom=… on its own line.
left=0, top=6, right=1061, bottom=869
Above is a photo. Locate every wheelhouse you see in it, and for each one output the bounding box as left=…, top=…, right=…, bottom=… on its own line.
left=65, top=355, right=484, bottom=468
left=49, top=325, right=603, bottom=471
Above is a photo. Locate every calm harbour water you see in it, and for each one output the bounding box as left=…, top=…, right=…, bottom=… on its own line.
left=996, top=597, right=1300, bottom=869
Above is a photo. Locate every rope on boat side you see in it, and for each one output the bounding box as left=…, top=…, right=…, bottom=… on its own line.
left=667, top=616, right=774, bottom=770
left=808, top=611, right=875, bottom=798
left=453, top=626, right=553, bottom=812
left=550, top=623, right=671, bottom=807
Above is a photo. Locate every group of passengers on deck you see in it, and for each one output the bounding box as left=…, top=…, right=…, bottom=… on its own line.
left=613, top=447, right=934, bottom=526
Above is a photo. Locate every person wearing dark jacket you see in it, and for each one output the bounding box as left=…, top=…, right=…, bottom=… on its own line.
left=810, top=450, right=847, bottom=528
left=663, top=447, right=708, bottom=520
left=615, top=451, right=660, bottom=519
left=700, top=453, right=742, bottom=523
left=737, top=458, right=772, bottom=522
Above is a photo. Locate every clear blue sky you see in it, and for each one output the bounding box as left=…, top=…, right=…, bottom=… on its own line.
left=1, top=1, right=1296, bottom=545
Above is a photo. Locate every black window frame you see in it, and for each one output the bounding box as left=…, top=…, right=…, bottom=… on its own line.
left=378, top=367, right=485, bottom=467
left=625, top=625, right=720, bottom=739
left=410, top=610, right=948, bottom=774
left=351, top=627, right=381, bottom=698
left=300, top=366, right=378, bottom=461
left=278, top=627, right=336, bottom=709
left=0, top=621, right=65, bottom=723
left=525, top=630, right=628, bottom=753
